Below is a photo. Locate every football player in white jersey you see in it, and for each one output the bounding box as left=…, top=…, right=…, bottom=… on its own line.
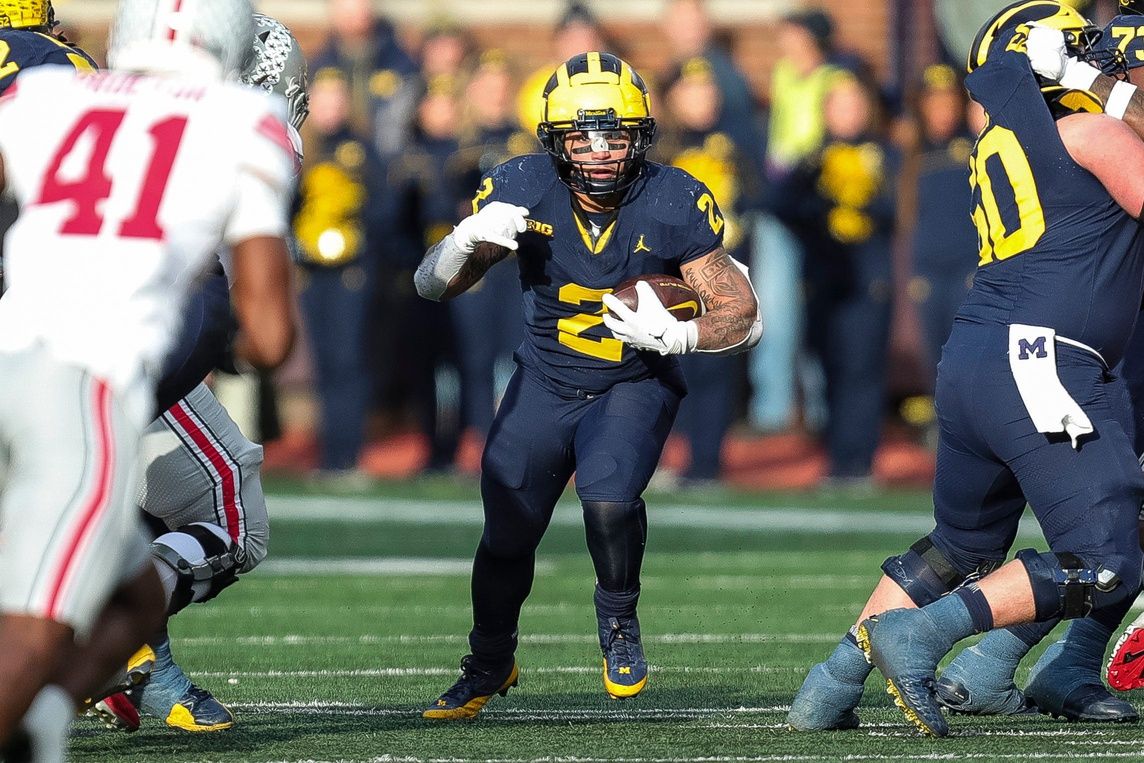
left=89, top=13, right=310, bottom=734
left=0, top=0, right=296, bottom=757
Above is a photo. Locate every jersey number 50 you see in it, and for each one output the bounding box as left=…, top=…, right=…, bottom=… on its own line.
left=970, top=124, right=1045, bottom=265
left=36, top=108, right=188, bottom=240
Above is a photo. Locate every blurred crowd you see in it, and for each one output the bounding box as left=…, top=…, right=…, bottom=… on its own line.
left=283, top=0, right=993, bottom=491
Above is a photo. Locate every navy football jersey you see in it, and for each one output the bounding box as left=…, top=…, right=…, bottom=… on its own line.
left=958, top=43, right=1144, bottom=367
left=0, top=29, right=97, bottom=95
left=1102, top=15, right=1144, bottom=71
left=474, top=154, right=724, bottom=394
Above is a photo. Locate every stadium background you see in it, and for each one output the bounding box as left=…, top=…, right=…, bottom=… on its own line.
left=40, top=0, right=1124, bottom=493
left=37, top=2, right=1144, bottom=761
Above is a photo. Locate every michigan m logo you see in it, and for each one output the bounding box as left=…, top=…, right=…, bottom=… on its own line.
left=1017, top=336, right=1048, bottom=360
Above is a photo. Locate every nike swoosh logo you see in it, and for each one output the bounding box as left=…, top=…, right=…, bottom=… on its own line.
left=1121, top=650, right=1144, bottom=665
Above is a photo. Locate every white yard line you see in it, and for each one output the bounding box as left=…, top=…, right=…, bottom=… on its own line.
left=194, top=665, right=803, bottom=679
left=266, top=495, right=910, bottom=532
left=257, top=558, right=476, bottom=576
left=177, top=633, right=841, bottom=646
left=208, top=750, right=1144, bottom=759
left=269, top=495, right=1045, bottom=538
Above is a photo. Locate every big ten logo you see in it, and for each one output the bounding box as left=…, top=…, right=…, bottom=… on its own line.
left=527, top=219, right=554, bottom=237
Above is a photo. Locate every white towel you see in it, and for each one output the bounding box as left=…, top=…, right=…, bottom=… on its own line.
left=1008, top=324, right=1094, bottom=449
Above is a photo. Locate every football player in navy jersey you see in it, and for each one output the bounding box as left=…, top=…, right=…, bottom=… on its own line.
left=788, top=1, right=1144, bottom=737
left=0, top=0, right=95, bottom=95
left=415, top=51, right=760, bottom=718
left=925, top=0, right=1144, bottom=724
left=922, top=0, right=1144, bottom=723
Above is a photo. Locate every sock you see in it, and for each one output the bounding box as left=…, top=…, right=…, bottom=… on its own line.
left=1007, top=618, right=1060, bottom=649
left=469, top=542, right=534, bottom=666
left=594, top=585, right=640, bottom=620
left=920, top=590, right=978, bottom=651
left=954, top=583, right=994, bottom=633
left=971, top=626, right=1040, bottom=671
left=148, top=634, right=192, bottom=697
left=823, top=632, right=872, bottom=685
left=1056, top=617, right=1115, bottom=674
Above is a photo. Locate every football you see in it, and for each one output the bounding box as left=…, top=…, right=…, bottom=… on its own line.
left=611, top=274, right=703, bottom=320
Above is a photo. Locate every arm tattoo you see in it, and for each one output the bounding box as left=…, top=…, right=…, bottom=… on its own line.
left=1089, top=74, right=1144, bottom=142
left=447, top=242, right=509, bottom=298
left=696, top=249, right=741, bottom=298
left=682, top=249, right=758, bottom=351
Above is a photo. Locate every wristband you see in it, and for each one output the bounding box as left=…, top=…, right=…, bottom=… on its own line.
left=1107, top=80, right=1138, bottom=120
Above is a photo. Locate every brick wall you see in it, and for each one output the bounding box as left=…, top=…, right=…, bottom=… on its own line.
left=71, top=0, right=895, bottom=104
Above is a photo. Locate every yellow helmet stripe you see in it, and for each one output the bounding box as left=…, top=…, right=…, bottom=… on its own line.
left=972, top=1, right=1092, bottom=71
left=587, top=51, right=602, bottom=75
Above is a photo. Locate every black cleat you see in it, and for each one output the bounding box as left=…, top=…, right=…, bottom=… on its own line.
left=1027, top=682, right=1139, bottom=723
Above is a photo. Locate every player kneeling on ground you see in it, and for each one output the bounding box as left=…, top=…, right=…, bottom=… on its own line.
left=415, top=51, right=760, bottom=719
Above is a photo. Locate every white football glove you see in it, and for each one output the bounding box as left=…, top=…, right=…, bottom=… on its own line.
left=1025, top=23, right=1100, bottom=91
left=601, top=280, right=699, bottom=356
left=451, top=201, right=530, bottom=253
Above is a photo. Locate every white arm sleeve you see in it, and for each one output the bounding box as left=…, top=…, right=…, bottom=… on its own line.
left=223, top=101, right=294, bottom=246
left=414, top=234, right=471, bottom=301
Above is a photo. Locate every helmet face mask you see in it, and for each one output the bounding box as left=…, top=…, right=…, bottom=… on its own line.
left=537, top=52, right=656, bottom=199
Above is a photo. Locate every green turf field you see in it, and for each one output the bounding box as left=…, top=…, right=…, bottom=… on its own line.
left=69, top=483, right=1144, bottom=762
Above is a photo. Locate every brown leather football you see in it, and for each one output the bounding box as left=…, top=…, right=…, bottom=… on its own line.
left=611, top=275, right=703, bottom=320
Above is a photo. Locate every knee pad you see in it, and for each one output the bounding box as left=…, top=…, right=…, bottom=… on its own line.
left=151, top=522, right=246, bottom=615
left=881, top=535, right=999, bottom=607
left=582, top=499, right=647, bottom=592
left=1016, top=548, right=1123, bottom=621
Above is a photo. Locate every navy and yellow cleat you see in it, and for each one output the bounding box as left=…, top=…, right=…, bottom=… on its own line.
left=423, top=656, right=519, bottom=720
left=599, top=615, right=648, bottom=699
left=136, top=677, right=235, bottom=732
left=857, top=612, right=949, bottom=737
left=157, top=685, right=236, bottom=732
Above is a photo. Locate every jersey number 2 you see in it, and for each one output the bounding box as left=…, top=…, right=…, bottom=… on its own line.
left=558, top=283, right=623, bottom=362
left=36, top=108, right=188, bottom=240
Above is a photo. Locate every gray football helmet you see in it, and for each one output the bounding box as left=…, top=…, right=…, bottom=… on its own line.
left=241, top=13, right=309, bottom=129
left=108, top=0, right=255, bottom=80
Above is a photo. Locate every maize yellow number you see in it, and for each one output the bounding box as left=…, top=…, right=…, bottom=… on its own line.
left=970, top=124, right=1045, bottom=265
left=557, top=283, right=623, bottom=362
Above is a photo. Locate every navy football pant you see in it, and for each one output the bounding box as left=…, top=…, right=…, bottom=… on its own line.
left=469, top=367, right=682, bottom=663
left=155, top=268, right=233, bottom=415
left=928, top=324, right=1143, bottom=623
